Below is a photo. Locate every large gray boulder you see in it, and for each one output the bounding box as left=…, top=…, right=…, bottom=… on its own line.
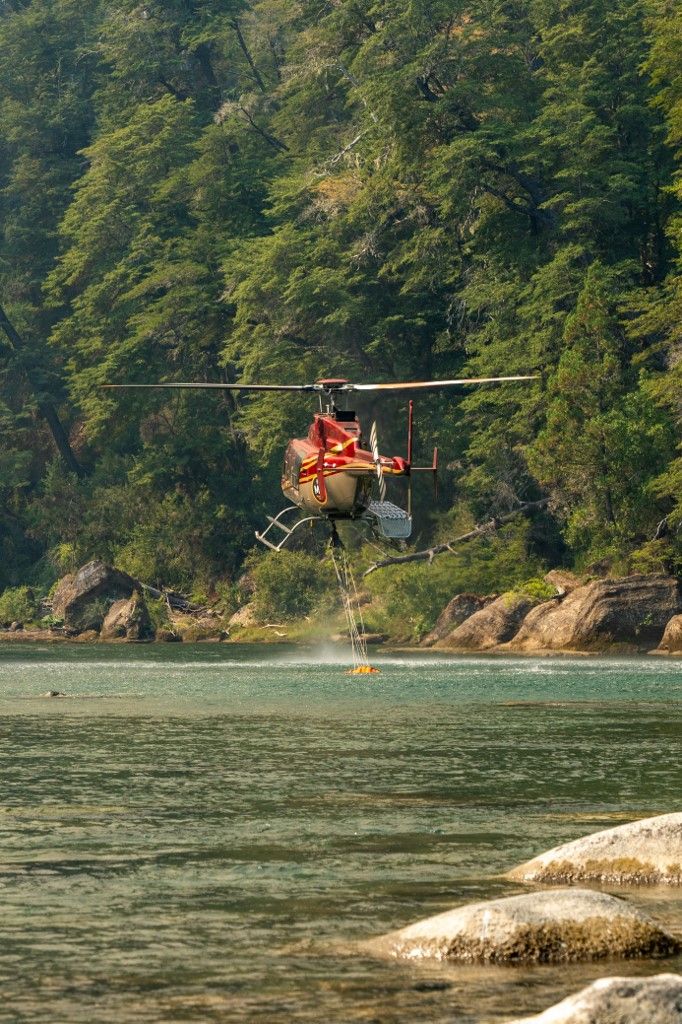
left=507, top=813, right=682, bottom=886
left=422, top=593, right=495, bottom=646
left=364, top=889, right=677, bottom=964
left=52, top=561, right=138, bottom=633
left=100, top=592, right=153, bottom=641
left=505, top=574, right=682, bottom=653
left=507, top=974, right=682, bottom=1024
left=436, top=593, right=534, bottom=650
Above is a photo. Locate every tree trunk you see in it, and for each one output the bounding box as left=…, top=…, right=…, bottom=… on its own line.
left=0, top=305, right=85, bottom=478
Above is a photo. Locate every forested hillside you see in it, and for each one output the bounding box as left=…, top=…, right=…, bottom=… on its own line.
left=0, top=0, right=680, bottom=610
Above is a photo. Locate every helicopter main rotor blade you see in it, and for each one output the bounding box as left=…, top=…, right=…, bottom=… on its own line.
left=101, top=382, right=318, bottom=392
left=350, top=375, right=538, bottom=392
left=102, top=375, right=538, bottom=393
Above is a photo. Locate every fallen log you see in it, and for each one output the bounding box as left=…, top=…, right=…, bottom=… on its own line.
left=363, top=498, right=550, bottom=576
left=138, top=582, right=203, bottom=614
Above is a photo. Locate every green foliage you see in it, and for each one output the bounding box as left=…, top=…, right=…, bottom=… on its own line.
left=0, top=586, right=38, bottom=626
left=512, top=578, right=557, bottom=603
left=252, top=551, right=335, bottom=621
left=145, top=596, right=172, bottom=634
left=0, top=0, right=680, bottom=628
left=364, top=521, right=547, bottom=642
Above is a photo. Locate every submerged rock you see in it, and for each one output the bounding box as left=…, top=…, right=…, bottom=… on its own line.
left=365, top=889, right=677, bottom=964
left=436, top=593, right=534, bottom=650
left=656, top=615, right=682, bottom=655
left=507, top=973, right=682, bottom=1024
left=506, top=574, right=682, bottom=653
left=52, top=561, right=138, bottom=633
left=100, top=591, right=153, bottom=641
left=507, top=812, right=682, bottom=886
left=422, top=593, right=495, bottom=647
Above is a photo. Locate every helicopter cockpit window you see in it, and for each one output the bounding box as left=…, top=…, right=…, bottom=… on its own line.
left=335, top=409, right=360, bottom=433
left=283, top=449, right=302, bottom=487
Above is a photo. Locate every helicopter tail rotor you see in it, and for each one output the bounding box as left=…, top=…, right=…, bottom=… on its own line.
left=369, top=421, right=387, bottom=502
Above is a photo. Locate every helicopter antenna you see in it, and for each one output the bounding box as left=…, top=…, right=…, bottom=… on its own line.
left=407, top=400, right=414, bottom=518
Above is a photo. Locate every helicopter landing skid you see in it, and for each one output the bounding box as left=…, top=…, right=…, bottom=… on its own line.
left=255, top=506, right=321, bottom=552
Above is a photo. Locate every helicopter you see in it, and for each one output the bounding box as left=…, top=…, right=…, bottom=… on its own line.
left=104, top=374, right=536, bottom=550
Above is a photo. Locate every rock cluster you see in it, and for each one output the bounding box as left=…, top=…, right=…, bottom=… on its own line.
left=52, top=561, right=139, bottom=633
left=507, top=974, right=682, bottom=1024
left=0, top=559, right=235, bottom=644
left=365, top=811, right=682, bottom=1023
left=430, top=573, right=682, bottom=654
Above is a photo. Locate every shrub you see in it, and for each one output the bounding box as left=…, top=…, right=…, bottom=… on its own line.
left=512, top=577, right=557, bottom=602
left=253, top=551, right=336, bottom=621
left=0, top=586, right=38, bottom=626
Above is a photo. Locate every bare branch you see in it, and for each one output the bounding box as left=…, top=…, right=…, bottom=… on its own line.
left=363, top=499, right=550, bottom=575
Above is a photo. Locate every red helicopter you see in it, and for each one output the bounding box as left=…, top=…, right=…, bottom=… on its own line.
left=105, top=374, right=536, bottom=549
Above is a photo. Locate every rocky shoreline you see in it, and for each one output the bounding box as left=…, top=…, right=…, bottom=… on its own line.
left=1, top=561, right=681, bottom=656
left=423, top=571, right=682, bottom=657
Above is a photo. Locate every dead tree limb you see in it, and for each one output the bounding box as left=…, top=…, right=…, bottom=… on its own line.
left=139, top=582, right=202, bottom=613
left=231, top=18, right=267, bottom=94
left=363, top=498, right=550, bottom=576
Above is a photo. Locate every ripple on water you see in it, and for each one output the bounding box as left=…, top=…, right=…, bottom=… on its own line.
left=0, top=645, right=680, bottom=1022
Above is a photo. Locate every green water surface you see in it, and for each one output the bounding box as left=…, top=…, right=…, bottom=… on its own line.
left=0, top=643, right=681, bottom=1023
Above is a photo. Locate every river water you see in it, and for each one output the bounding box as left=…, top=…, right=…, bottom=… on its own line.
left=0, top=643, right=681, bottom=1023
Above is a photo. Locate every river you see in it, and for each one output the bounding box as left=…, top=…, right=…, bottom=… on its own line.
left=0, top=643, right=681, bottom=1022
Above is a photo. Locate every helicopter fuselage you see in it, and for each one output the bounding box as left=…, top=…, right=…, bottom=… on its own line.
left=282, top=412, right=408, bottom=518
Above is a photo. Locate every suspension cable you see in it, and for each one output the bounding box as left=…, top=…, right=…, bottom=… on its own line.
left=330, top=543, right=369, bottom=670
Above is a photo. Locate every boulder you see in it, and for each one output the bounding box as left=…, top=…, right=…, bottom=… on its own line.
left=100, top=592, right=153, bottom=641
left=507, top=812, right=682, bottom=886
left=364, top=889, right=677, bottom=964
left=507, top=974, right=682, bottom=1024
left=436, top=593, right=534, bottom=650
left=228, top=603, right=257, bottom=629
left=422, top=593, right=495, bottom=647
left=52, top=561, right=138, bottom=633
left=506, top=574, right=682, bottom=653
left=75, top=629, right=100, bottom=642
left=656, top=615, right=682, bottom=655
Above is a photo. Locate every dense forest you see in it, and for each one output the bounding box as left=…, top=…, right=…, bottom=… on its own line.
left=0, top=0, right=680, bottom=627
